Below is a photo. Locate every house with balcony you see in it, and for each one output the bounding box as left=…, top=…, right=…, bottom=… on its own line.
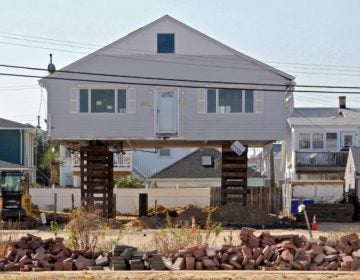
left=59, top=145, right=132, bottom=187
left=286, top=96, right=360, bottom=203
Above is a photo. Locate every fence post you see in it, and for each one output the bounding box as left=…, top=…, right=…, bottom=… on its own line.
left=54, top=193, right=57, bottom=220
left=71, top=194, right=74, bottom=210
left=139, top=193, right=148, bottom=217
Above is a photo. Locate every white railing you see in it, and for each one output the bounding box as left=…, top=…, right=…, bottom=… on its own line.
left=72, top=151, right=132, bottom=169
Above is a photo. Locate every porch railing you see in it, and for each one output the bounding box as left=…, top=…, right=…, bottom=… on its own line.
left=72, top=152, right=132, bottom=168
left=295, top=151, right=348, bottom=167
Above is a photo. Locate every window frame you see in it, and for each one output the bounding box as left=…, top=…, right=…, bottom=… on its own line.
left=312, top=132, right=324, bottom=149
left=299, top=133, right=311, bottom=150
left=79, top=87, right=128, bottom=114
left=157, top=33, right=175, bottom=54
left=158, top=148, right=171, bottom=158
left=206, top=88, right=254, bottom=114
left=326, top=132, right=338, bottom=149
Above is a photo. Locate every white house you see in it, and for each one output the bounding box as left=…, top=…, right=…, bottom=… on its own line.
left=40, top=15, right=294, bottom=148
left=285, top=96, right=360, bottom=203
left=344, top=146, right=360, bottom=199
left=40, top=15, right=294, bottom=212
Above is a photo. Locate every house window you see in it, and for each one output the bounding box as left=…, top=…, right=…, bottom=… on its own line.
left=79, top=88, right=128, bottom=113
left=91, top=89, right=115, bottom=113
left=312, top=133, right=324, bottom=149
left=157, top=33, right=175, bottom=53
left=117, top=89, right=126, bottom=113
left=344, top=135, right=353, bottom=147
left=79, top=89, right=89, bottom=113
left=326, top=133, right=337, bottom=149
left=159, top=148, right=171, bottom=157
left=206, top=89, right=254, bottom=113
left=299, top=133, right=311, bottom=149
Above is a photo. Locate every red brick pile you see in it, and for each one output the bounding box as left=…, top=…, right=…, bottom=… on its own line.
left=0, top=234, right=101, bottom=271
left=0, top=234, right=163, bottom=272
left=163, top=227, right=360, bottom=271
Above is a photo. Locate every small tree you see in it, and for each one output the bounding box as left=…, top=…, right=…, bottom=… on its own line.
left=40, top=141, right=64, bottom=187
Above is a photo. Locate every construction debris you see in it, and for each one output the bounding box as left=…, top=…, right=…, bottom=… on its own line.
left=163, top=228, right=360, bottom=271
left=0, top=234, right=164, bottom=272
left=3, top=229, right=360, bottom=271
left=126, top=204, right=281, bottom=230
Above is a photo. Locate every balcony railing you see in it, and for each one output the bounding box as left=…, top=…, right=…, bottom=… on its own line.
left=295, top=151, right=348, bottom=167
left=72, top=152, right=132, bottom=169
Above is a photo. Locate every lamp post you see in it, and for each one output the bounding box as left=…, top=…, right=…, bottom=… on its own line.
left=298, top=204, right=313, bottom=238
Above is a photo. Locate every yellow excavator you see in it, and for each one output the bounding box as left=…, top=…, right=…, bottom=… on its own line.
left=0, top=170, right=31, bottom=220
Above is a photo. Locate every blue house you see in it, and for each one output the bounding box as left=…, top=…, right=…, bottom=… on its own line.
left=0, top=118, right=36, bottom=183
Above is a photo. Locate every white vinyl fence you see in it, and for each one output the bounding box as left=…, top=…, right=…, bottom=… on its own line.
left=30, top=187, right=211, bottom=213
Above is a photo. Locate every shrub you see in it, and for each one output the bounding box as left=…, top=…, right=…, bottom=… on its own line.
left=65, top=206, right=107, bottom=251
left=153, top=212, right=222, bottom=253
left=114, top=176, right=144, bottom=188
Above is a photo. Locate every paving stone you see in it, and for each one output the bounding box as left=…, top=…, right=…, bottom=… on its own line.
left=206, top=248, right=216, bottom=258
left=202, top=258, right=216, bottom=268
left=220, top=263, right=234, bottom=270
left=324, top=246, right=337, bottom=255
left=193, top=248, right=206, bottom=259
left=313, top=253, right=326, bottom=265
left=173, top=257, right=185, bottom=270
left=75, top=255, right=88, bottom=270
left=54, top=262, right=64, bottom=271
left=185, top=256, right=195, bottom=270
left=281, top=249, right=294, bottom=262
left=95, top=254, right=109, bottom=266
left=195, top=261, right=203, bottom=270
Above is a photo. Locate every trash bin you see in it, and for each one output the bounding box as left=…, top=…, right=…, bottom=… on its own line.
left=303, top=199, right=314, bottom=206
left=291, top=199, right=299, bottom=215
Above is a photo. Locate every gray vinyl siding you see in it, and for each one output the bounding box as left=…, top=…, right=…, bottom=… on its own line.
left=47, top=78, right=286, bottom=141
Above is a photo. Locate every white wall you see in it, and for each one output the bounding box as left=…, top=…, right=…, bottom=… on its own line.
left=292, top=182, right=343, bottom=203
left=30, top=187, right=211, bottom=213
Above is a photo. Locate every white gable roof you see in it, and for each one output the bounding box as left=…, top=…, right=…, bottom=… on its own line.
left=41, top=15, right=294, bottom=86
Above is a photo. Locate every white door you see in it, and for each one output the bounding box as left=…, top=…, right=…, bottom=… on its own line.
left=340, top=132, right=355, bottom=148
left=156, top=90, right=177, bottom=133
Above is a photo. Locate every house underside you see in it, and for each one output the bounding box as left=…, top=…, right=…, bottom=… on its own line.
left=58, top=139, right=275, bottom=217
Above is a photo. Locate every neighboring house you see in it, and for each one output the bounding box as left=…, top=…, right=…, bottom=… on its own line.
left=133, top=148, right=193, bottom=178
left=344, top=147, right=360, bottom=199
left=0, top=118, right=36, bottom=183
left=256, top=143, right=284, bottom=187
left=149, top=148, right=265, bottom=188
left=285, top=96, right=360, bottom=203
left=59, top=145, right=132, bottom=187
left=59, top=145, right=192, bottom=186
left=40, top=15, right=294, bottom=149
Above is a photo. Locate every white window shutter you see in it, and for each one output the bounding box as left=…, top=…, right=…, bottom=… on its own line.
left=127, top=88, right=136, bottom=114
left=70, top=87, right=79, bottom=114
left=254, top=90, right=264, bottom=114
left=197, top=88, right=207, bottom=114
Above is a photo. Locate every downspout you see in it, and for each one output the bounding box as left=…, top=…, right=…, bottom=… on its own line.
left=19, top=129, right=23, bottom=165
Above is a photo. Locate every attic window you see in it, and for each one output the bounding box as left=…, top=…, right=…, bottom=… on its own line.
left=157, top=33, right=175, bottom=53
left=159, top=148, right=171, bottom=157
left=201, top=156, right=213, bottom=166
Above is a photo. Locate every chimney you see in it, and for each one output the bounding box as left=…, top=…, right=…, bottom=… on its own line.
left=339, top=96, right=346, bottom=109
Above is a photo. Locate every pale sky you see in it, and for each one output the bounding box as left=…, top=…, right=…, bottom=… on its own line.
left=0, top=0, right=359, bottom=128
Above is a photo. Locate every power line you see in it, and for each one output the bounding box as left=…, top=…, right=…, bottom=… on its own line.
left=0, top=72, right=359, bottom=94
left=2, top=30, right=360, bottom=71
left=2, top=63, right=360, bottom=90
left=2, top=39, right=360, bottom=79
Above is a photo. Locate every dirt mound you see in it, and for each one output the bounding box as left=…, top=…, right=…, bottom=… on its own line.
left=124, top=219, right=149, bottom=230
left=212, top=203, right=279, bottom=225
left=174, top=205, right=209, bottom=225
